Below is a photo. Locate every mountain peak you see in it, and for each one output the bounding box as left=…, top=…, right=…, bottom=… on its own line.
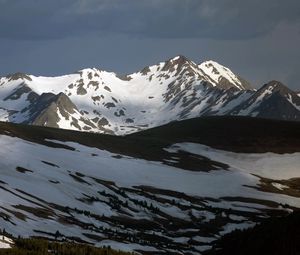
left=265, top=80, right=285, bottom=87
left=161, top=55, right=198, bottom=74
left=5, top=72, right=32, bottom=82
left=261, top=80, right=293, bottom=95
left=169, top=55, right=190, bottom=62
left=167, top=55, right=197, bottom=67
left=198, top=60, right=252, bottom=90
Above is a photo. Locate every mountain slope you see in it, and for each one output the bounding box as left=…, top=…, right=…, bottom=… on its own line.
left=198, top=60, right=252, bottom=90
left=0, top=117, right=299, bottom=254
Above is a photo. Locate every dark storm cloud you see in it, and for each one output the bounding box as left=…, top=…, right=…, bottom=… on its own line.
left=0, top=0, right=299, bottom=40
left=0, top=0, right=299, bottom=91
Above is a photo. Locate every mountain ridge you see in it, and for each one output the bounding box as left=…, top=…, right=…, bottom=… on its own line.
left=0, top=55, right=299, bottom=135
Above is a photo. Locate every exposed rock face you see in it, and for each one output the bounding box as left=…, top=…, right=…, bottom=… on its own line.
left=6, top=72, right=32, bottom=82
left=29, top=92, right=78, bottom=127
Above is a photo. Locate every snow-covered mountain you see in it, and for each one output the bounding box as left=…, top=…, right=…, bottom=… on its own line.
left=0, top=56, right=299, bottom=135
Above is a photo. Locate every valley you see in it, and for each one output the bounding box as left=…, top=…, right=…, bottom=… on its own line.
left=0, top=117, right=299, bottom=254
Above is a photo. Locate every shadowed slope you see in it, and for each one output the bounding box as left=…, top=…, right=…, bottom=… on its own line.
left=0, top=116, right=300, bottom=158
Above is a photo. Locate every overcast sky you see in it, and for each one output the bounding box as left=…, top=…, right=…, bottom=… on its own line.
left=0, top=0, right=299, bottom=90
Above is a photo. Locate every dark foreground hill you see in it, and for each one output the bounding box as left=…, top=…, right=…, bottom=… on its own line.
left=205, top=211, right=300, bottom=255
left=129, top=116, right=300, bottom=153
left=1, top=116, right=300, bottom=157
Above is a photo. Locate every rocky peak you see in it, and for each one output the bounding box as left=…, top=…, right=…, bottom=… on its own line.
left=259, top=81, right=299, bottom=99
left=161, top=55, right=198, bottom=74
left=54, top=92, right=78, bottom=114
left=6, top=72, right=32, bottom=82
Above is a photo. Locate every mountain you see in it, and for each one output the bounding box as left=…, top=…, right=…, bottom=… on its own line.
left=0, top=117, right=299, bottom=254
left=0, top=56, right=299, bottom=135
left=229, top=81, right=300, bottom=121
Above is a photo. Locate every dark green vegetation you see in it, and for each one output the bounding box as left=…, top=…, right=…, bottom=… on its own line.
left=0, top=238, right=133, bottom=255
left=205, top=211, right=300, bottom=255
